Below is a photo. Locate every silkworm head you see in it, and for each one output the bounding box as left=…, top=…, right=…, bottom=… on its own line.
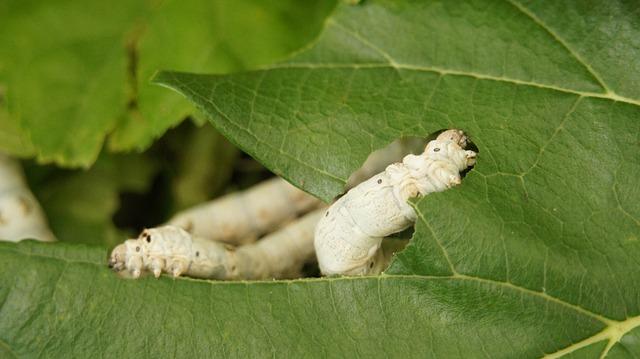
left=109, top=243, right=127, bottom=272
left=139, top=229, right=153, bottom=243
left=108, top=241, right=137, bottom=271
left=436, top=129, right=468, bottom=148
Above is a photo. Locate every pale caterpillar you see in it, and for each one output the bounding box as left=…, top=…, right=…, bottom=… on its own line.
left=109, top=208, right=324, bottom=280
left=107, top=136, right=452, bottom=280
left=0, top=154, right=56, bottom=242
left=167, top=177, right=322, bottom=245
left=314, top=129, right=476, bottom=276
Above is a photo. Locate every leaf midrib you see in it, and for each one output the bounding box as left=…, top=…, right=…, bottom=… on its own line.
left=276, top=7, right=638, bottom=107
left=544, top=316, right=640, bottom=358
left=265, top=62, right=640, bottom=107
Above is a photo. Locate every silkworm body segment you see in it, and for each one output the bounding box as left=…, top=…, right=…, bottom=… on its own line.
left=0, top=154, right=55, bottom=242
left=314, top=129, right=476, bottom=276
left=167, top=177, right=321, bottom=245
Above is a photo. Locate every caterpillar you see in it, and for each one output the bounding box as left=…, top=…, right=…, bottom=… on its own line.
left=107, top=135, right=460, bottom=280
left=0, top=154, right=56, bottom=242
left=109, top=208, right=324, bottom=280
left=314, top=129, right=476, bottom=276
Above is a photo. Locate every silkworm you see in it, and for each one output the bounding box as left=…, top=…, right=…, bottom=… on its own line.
left=314, top=129, right=476, bottom=276
left=0, top=154, right=56, bottom=242
left=109, top=208, right=324, bottom=280
left=167, top=177, right=322, bottom=245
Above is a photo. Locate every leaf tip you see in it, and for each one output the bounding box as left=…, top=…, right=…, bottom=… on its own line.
left=150, top=70, right=176, bottom=88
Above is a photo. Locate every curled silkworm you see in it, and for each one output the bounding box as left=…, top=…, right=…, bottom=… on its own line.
left=109, top=208, right=324, bottom=280
left=167, top=177, right=322, bottom=245
left=0, top=154, right=56, bottom=242
left=314, top=129, right=476, bottom=276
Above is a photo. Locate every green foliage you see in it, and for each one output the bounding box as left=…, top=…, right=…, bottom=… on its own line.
left=1, top=0, right=333, bottom=247
left=2, top=0, right=640, bottom=357
left=25, top=153, right=159, bottom=247
left=153, top=0, right=639, bottom=356
left=163, top=122, right=238, bottom=211
left=0, top=0, right=334, bottom=166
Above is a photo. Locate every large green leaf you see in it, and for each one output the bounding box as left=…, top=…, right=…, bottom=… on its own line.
left=151, top=0, right=640, bottom=356
left=2, top=0, right=640, bottom=358
left=0, top=0, right=147, bottom=165
left=0, top=240, right=626, bottom=358
left=108, top=0, right=336, bottom=152
left=0, top=0, right=334, bottom=166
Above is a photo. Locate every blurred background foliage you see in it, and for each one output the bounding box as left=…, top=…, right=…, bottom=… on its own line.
left=0, top=0, right=336, bottom=247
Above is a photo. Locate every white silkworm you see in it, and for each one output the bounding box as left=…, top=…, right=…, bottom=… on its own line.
left=109, top=208, right=324, bottom=280
left=167, top=177, right=322, bottom=245
left=108, top=130, right=472, bottom=280
left=0, top=154, right=56, bottom=242
left=314, top=129, right=476, bottom=276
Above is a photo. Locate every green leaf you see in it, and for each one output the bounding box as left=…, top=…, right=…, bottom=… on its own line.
left=2, top=0, right=639, bottom=357
left=0, top=0, right=334, bottom=166
left=149, top=0, right=640, bottom=356
left=0, top=240, right=620, bottom=358
left=165, top=122, right=238, bottom=211
left=0, top=82, right=35, bottom=157
left=0, top=0, right=146, bottom=166
left=26, top=153, right=159, bottom=247
left=108, top=0, right=336, bottom=152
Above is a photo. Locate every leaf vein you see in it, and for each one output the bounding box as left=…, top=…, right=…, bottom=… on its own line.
left=505, top=0, right=610, bottom=95
left=265, top=63, right=640, bottom=107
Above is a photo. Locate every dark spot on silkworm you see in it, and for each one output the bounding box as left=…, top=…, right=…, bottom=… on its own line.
left=434, top=148, right=440, bottom=152
left=325, top=211, right=329, bottom=217
left=369, top=262, right=374, bottom=268
left=146, top=235, right=151, bottom=243
left=195, top=251, right=200, bottom=257
left=377, top=179, right=382, bottom=184
left=135, top=246, right=140, bottom=252
left=231, top=265, right=236, bottom=271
